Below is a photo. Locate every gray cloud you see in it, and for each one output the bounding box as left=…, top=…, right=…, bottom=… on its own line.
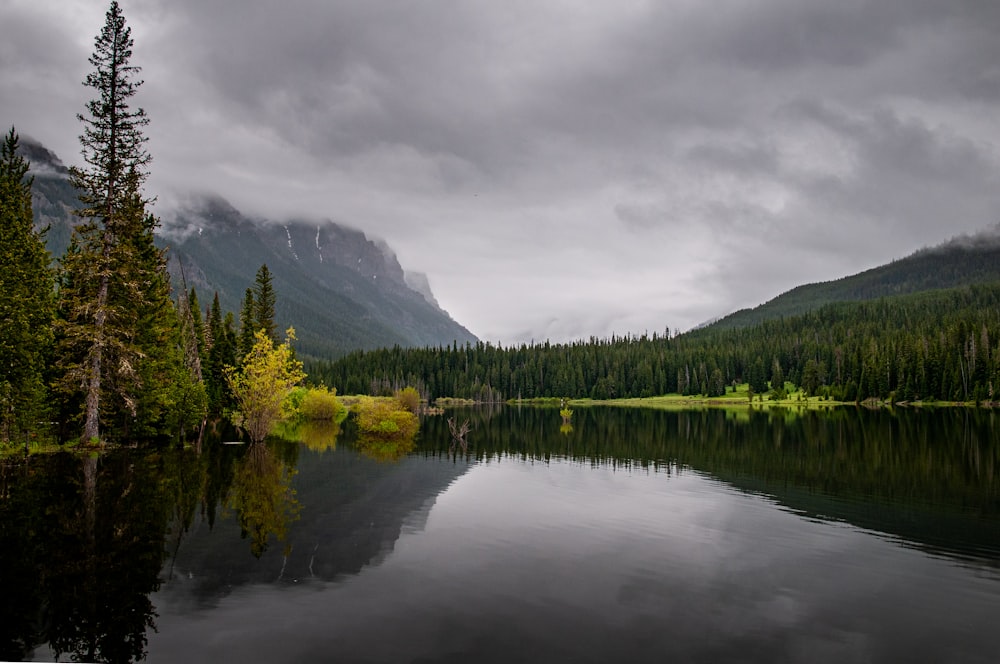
left=3, top=0, right=1000, bottom=343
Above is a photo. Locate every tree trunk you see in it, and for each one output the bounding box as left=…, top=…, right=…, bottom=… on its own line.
left=82, top=248, right=111, bottom=443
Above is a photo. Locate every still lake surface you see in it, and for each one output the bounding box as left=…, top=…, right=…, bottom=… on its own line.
left=3, top=406, right=1000, bottom=663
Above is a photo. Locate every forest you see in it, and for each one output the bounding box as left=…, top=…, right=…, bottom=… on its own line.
left=0, top=3, right=296, bottom=446
left=311, top=282, right=1000, bottom=405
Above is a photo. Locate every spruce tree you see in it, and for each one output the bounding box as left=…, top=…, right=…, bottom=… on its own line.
left=117, top=210, right=204, bottom=439
left=186, top=288, right=207, bottom=365
left=205, top=292, right=237, bottom=413
left=770, top=358, right=785, bottom=395
left=55, top=2, right=181, bottom=442
left=253, top=264, right=278, bottom=346
left=238, top=287, right=256, bottom=361
left=0, top=127, right=55, bottom=441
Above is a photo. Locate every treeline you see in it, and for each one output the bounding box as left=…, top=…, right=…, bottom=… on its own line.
left=312, top=282, right=1000, bottom=404
left=0, top=3, right=286, bottom=445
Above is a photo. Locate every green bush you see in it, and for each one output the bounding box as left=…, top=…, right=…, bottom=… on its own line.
left=355, top=397, right=419, bottom=440
left=282, top=386, right=308, bottom=418
left=299, top=386, right=345, bottom=421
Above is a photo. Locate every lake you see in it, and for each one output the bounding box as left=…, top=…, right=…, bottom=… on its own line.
left=3, top=407, right=999, bottom=663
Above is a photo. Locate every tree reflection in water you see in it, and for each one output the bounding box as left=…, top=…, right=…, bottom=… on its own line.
left=2, top=407, right=999, bottom=662
left=354, top=433, right=417, bottom=462
left=226, top=441, right=301, bottom=558
left=0, top=452, right=170, bottom=663
left=274, top=419, right=342, bottom=454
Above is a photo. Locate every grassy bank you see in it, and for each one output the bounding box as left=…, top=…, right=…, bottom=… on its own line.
left=565, top=383, right=981, bottom=411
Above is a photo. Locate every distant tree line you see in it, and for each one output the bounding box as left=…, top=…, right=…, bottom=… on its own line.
left=312, top=283, right=1000, bottom=405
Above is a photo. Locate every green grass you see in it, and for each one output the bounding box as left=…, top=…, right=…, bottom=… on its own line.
left=569, top=383, right=848, bottom=411
left=0, top=436, right=81, bottom=457
left=568, top=383, right=985, bottom=411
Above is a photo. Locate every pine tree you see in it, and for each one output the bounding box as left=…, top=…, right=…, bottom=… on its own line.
left=238, top=287, right=256, bottom=361
left=55, top=2, right=176, bottom=442
left=187, top=288, right=206, bottom=365
left=118, top=211, right=204, bottom=439
left=770, top=358, right=785, bottom=396
left=205, top=292, right=236, bottom=413
left=253, top=264, right=277, bottom=346
left=0, top=127, right=55, bottom=441
left=748, top=356, right=768, bottom=394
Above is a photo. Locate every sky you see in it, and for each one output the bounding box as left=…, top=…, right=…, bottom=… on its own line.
left=3, top=0, right=1000, bottom=344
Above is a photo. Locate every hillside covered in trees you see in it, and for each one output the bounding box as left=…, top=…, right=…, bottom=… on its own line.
left=313, top=279, right=1000, bottom=405
left=708, top=233, right=1000, bottom=330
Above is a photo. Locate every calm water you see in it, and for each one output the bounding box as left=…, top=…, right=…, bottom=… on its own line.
left=2, top=407, right=999, bottom=663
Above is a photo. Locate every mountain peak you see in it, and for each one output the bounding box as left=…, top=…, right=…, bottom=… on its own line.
left=404, top=271, right=442, bottom=310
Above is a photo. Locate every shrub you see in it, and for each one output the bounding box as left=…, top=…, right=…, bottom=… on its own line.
left=395, top=386, right=421, bottom=413
left=355, top=397, right=419, bottom=440
left=299, top=386, right=345, bottom=421
left=282, top=386, right=308, bottom=419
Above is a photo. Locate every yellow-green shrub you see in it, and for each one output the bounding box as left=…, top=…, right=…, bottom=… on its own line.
left=394, top=386, right=421, bottom=413
left=355, top=397, right=419, bottom=440
left=299, top=386, right=345, bottom=421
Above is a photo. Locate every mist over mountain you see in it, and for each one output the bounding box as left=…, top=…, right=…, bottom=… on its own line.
left=18, top=136, right=68, bottom=176
left=23, top=141, right=477, bottom=360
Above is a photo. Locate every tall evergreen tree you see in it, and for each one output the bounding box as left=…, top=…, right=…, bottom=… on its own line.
left=770, top=358, right=785, bottom=395
left=0, top=127, right=54, bottom=441
left=205, top=292, right=237, bottom=413
left=253, top=264, right=277, bottom=346
left=177, top=287, right=204, bottom=384
left=55, top=2, right=179, bottom=442
left=238, top=287, right=256, bottom=361
left=116, top=210, right=205, bottom=439
left=187, top=288, right=206, bottom=364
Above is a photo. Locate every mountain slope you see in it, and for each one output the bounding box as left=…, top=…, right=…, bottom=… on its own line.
left=708, top=232, right=1000, bottom=331
left=162, top=196, right=476, bottom=359
left=23, top=139, right=477, bottom=360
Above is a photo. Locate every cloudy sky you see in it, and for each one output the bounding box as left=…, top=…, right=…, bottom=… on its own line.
left=3, top=1, right=1000, bottom=343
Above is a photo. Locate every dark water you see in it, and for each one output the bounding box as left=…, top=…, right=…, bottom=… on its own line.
left=2, top=407, right=999, bottom=663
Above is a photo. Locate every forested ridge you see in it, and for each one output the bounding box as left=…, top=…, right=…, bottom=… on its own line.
left=312, top=281, right=1000, bottom=404
left=710, top=239, right=1000, bottom=330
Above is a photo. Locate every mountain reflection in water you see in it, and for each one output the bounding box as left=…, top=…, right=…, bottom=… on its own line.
left=1, top=406, right=997, bottom=662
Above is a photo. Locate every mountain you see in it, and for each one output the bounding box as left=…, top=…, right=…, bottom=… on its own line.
left=160, top=196, right=477, bottom=359
left=708, top=230, right=1000, bottom=331
left=22, top=138, right=477, bottom=360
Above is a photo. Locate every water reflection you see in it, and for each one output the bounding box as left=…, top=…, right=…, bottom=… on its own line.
left=273, top=419, right=342, bottom=453
left=1, top=406, right=998, bottom=662
left=225, top=441, right=301, bottom=558
left=157, top=430, right=470, bottom=609
left=0, top=452, right=170, bottom=662
left=422, top=406, right=1000, bottom=564
left=353, top=433, right=416, bottom=462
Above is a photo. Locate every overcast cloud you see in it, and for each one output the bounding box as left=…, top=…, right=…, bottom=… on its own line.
left=3, top=0, right=1000, bottom=343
